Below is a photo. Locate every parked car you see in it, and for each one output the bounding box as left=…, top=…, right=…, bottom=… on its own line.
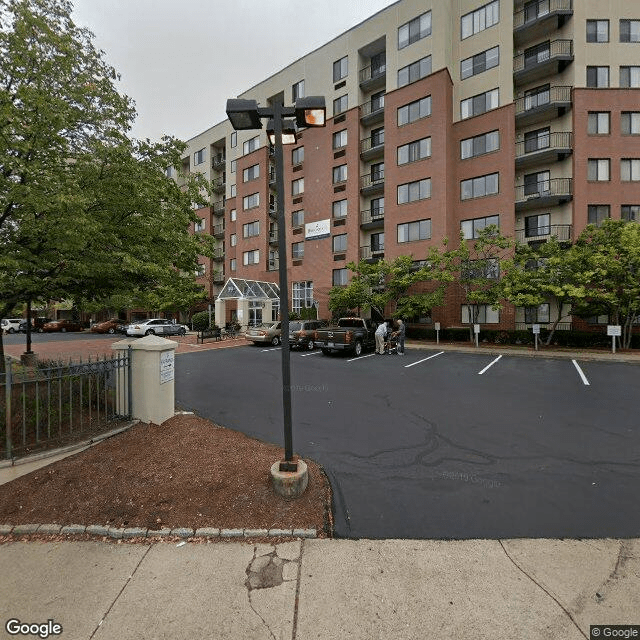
left=1, top=318, right=23, bottom=334
left=288, top=320, right=329, bottom=350
left=41, top=319, right=84, bottom=333
left=246, top=321, right=281, bottom=346
left=21, top=317, right=52, bottom=333
left=91, top=319, right=127, bottom=334
left=126, top=318, right=187, bottom=337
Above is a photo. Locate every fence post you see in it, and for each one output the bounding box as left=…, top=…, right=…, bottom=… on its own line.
left=127, top=345, right=133, bottom=418
left=5, top=357, right=12, bottom=459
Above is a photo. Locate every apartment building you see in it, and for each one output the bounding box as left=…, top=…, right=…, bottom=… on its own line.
left=181, top=0, right=640, bottom=330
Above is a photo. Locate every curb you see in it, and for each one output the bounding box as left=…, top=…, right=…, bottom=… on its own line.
left=0, top=523, right=317, bottom=540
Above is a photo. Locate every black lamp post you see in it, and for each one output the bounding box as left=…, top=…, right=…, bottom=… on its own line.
left=226, top=96, right=326, bottom=473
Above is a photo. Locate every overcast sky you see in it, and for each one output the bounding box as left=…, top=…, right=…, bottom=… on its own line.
left=70, top=0, right=398, bottom=143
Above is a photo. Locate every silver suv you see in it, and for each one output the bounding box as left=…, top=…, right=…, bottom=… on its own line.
left=1, top=318, right=23, bottom=334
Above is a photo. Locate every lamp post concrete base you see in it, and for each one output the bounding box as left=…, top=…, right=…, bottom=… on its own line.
left=270, top=459, right=308, bottom=498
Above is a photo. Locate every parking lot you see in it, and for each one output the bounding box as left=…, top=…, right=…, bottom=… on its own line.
left=176, top=343, right=640, bottom=539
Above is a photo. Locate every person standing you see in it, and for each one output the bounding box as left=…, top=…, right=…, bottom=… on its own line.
left=395, top=319, right=406, bottom=355
left=375, top=320, right=387, bottom=354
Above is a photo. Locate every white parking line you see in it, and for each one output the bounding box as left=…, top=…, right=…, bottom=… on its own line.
left=300, top=351, right=322, bottom=357
left=478, top=355, right=502, bottom=375
left=347, top=353, right=377, bottom=363
left=572, top=359, right=590, bottom=386
left=404, top=351, right=445, bottom=368
left=261, top=348, right=280, bottom=352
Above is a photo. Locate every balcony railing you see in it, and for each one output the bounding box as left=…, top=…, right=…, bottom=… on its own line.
left=514, top=224, right=572, bottom=244
left=212, top=248, right=225, bottom=260
left=211, top=153, right=226, bottom=170
left=360, top=207, right=385, bottom=227
left=212, top=199, right=225, bottom=216
left=515, top=178, right=573, bottom=209
left=360, top=136, right=385, bottom=159
left=360, top=171, right=385, bottom=192
left=360, top=245, right=385, bottom=261
left=514, top=39, right=573, bottom=83
left=268, top=229, right=278, bottom=244
left=514, top=0, right=573, bottom=31
left=359, top=97, right=385, bottom=124
left=359, top=63, right=386, bottom=90
left=268, top=258, right=279, bottom=271
left=212, top=271, right=225, bottom=284
left=211, top=176, right=226, bottom=193
left=515, top=85, right=572, bottom=126
left=515, top=131, right=573, bottom=166
left=213, top=223, right=225, bottom=238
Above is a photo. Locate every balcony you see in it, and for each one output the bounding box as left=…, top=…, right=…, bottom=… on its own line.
left=269, top=202, right=278, bottom=218
left=359, top=64, right=386, bottom=92
left=269, top=167, right=276, bottom=186
left=514, top=39, right=573, bottom=85
left=515, top=85, right=572, bottom=127
left=360, top=207, right=385, bottom=230
left=212, top=153, right=226, bottom=170
left=360, top=171, right=384, bottom=196
left=515, top=132, right=573, bottom=168
left=360, top=245, right=384, bottom=262
left=212, top=270, right=225, bottom=284
left=359, top=97, right=385, bottom=126
left=268, top=228, right=278, bottom=245
left=515, top=178, right=573, bottom=211
left=213, top=223, right=225, bottom=238
left=514, top=0, right=573, bottom=47
left=211, top=176, right=226, bottom=194
left=212, top=247, right=225, bottom=261
left=268, top=258, right=279, bottom=271
left=515, top=224, right=572, bottom=244
left=360, top=136, right=385, bottom=161
left=212, top=199, right=225, bottom=216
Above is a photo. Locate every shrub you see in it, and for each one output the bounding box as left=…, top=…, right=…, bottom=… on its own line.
left=191, top=311, right=212, bottom=331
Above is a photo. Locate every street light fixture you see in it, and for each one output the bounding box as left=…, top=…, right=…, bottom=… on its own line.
left=226, top=96, right=326, bottom=481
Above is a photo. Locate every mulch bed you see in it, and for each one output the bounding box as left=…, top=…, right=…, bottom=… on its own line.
left=0, top=414, right=332, bottom=536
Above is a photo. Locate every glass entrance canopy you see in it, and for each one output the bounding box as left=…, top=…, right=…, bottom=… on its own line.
left=216, top=278, right=280, bottom=301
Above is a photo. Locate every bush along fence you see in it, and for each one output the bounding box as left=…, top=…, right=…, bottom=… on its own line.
left=1, top=348, right=132, bottom=460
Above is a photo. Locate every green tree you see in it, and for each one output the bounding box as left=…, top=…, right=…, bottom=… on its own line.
left=0, top=0, right=213, bottom=367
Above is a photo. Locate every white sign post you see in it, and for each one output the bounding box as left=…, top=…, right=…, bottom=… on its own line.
left=473, top=323, right=480, bottom=348
left=607, top=325, right=621, bottom=353
left=532, top=324, right=540, bottom=351
left=434, top=322, right=441, bottom=344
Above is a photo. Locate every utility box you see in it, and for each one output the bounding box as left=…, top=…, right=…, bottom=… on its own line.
left=112, top=335, right=177, bottom=424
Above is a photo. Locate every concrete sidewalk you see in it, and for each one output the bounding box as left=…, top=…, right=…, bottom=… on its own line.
left=0, top=537, right=638, bottom=639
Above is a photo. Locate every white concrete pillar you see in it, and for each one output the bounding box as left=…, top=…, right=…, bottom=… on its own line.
left=112, top=335, right=177, bottom=425
left=263, top=299, right=273, bottom=323
left=237, top=298, right=249, bottom=330
left=214, top=298, right=225, bottom=328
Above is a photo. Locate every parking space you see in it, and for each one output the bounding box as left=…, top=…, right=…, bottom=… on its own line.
left=176, top=344, right=640, bottom=540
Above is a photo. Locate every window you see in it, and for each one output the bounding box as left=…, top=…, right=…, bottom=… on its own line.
left=243, top=136, right=260, bottom=155
left=461, top=46, right=499, bottom=80
left=333, top=56, right=348, bottom=82
left=462, top=304, right=499, bottom=324
left=371, top=127, right=384, bottom=147
left=370, top=232, right=384, bottom=252
left=398, top=178, right=431, bottom=204
left=397, top=219, right=431, bottom=243
left=243, top=164, right=260, bottom=182
left=230, top=233, right=237, bottom=247
left=333, top=199, right=347, bottom=218
left=523, top=128, right=550, bottom=153
left=243, top=221, right=260, bottom=238
left=292, top=281, right=313, bottom=314
left=371, top=197, right=384, bottom=217
left=370, top=90, right=385, bottom=113
left=524, top=304, right=550, bottom=324
left=461, top=130, right=499, bottom=159
left=230, top=258, right=236, bottom=272
left=586, top=66, right=609, bottom=87
left=371, top=52, right=386, bottom=77
left=333, top=129, right=347, bottom=149
left=333, top=269, right=348, bottom=286
left=333, top=94, right=348, bottom=115
left=292, top=79, right=305, bottom=102
left=292, top=241, right=304, bottom=259
left=588, top=204, right=610, bottom=225
left=230, top=132, right=237, bottom=148
left=525, top=213, right=550, bottom=237
left=398, top=11, right=431, bottom=49
left=243, top=250, right=259, bottom=265
left=461, top=173, right=499, bottom=200
left=243, top=193, right=259, bottom=210
left=292, top=178, right=304, bottom=195
left=332, top=234, right=347, bottom=252
left=398, top=137, right=431, bottom=165
left=461, top=1, right=499, bottom=39
left=333, top=164, right=347, bottom=184
left=586, top=19, right=609, bottom=42
left=588, top=112, right=610, bottom=134
left=230, top=208, right=236, bottom=222
left=194, top=148, right=205, bottom=165
left=194, top=218, right=205, bottom=233
left=230, top=184, right=236, bottom=197
left=292, top=146, right=304, bottom=166
left=524, top=170, right=550, bottom=196
left=462, top=258, right=500, bottom=280
left=292, top=210, right=304, bottom=227
left=398, top=56, right=432, bottom=87
left=398, top=96, right=431, bottom=126
left=622, top=112, right=640, bottom=135
left=523, top=84, right=549, bottom=110
left=620, top=19, right=640, bottom=42
left=461, top=88, right=499, bottom=119
left=621, top=159, right=640, bottom=181
left=370, top=162, right=384, bottom=181
left=230, top=159, right=236, bottom=173
left=622, top=205, right=640, bottom=222
left=620, top=66, right=640, bottom=87
left=588, top=159, right=610, bottom=181
left=196, top=263, right=206, bottom=277
left=461, top=215, right=500, bottom=239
